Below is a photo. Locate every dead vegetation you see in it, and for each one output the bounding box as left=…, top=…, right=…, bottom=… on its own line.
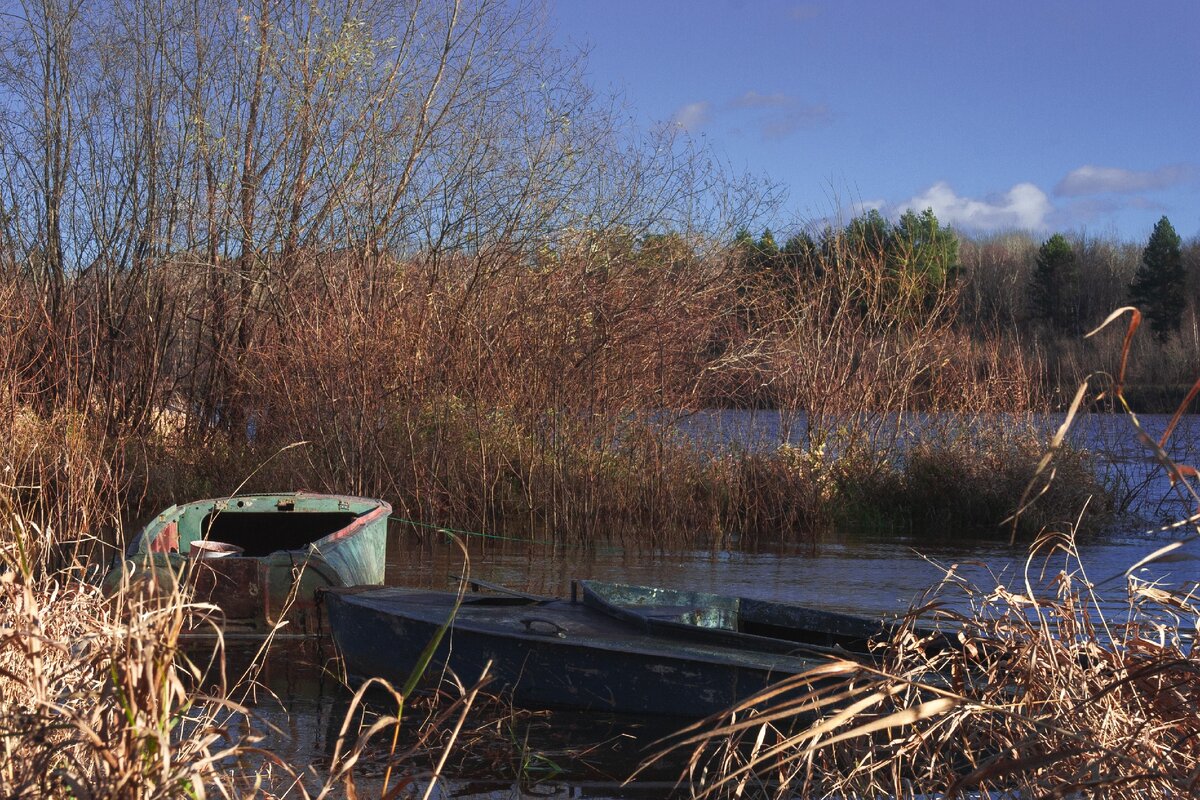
left=0, top=0, right=1119, bottom=549
left=647, top=309, right=1200, bottom=799
left=0, top=497, right=513, bottom=798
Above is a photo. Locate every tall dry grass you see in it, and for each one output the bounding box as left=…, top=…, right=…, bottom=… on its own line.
left=0, top=499, right=504, bottom=798
left=0, top=225, right=1109, bottom=552
left=0, top=514, right=255, bottom=797
left=649, top=308, right=1200, bottom=798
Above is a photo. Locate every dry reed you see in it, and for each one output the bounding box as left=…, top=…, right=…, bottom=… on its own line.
left=647, top=308, right=1200, bottom=799
left=0, top=449, right=496, bottom=799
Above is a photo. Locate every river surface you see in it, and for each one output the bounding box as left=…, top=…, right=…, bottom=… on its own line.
left=245, top=412, right=1200, bottom=798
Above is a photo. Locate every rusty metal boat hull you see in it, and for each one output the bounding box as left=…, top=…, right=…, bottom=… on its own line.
left=322, top=586, right=824, bottom=718
left=110, top=492, right=391, bottom=635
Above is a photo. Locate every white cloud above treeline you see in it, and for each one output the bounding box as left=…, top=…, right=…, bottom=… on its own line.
left=1054, top=163, right=1196, bottom=196
left=898, top=182, right=1052, bottom=231
left=671, top=101, right=710, bottom=132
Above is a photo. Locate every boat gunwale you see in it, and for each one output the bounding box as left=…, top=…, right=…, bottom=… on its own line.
left=577, top=579, right=897, bottom=660
left=129, top=491, right=391, bottom=558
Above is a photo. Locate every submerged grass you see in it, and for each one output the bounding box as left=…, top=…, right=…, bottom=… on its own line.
left=853, top=422, right=1113, bottom=538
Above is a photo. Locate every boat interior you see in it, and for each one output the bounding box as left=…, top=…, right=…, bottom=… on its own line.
left=584, top=581, right=886, bottom=652
left=652, top=602, right=877, bottom=649
left=198, top=510, right=361, bottom=557
left=144, top=494, right=378, bottom=557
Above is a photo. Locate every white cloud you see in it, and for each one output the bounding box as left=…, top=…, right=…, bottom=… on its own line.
left=1055, top=163, right=1196, bottom=196
left=671, top=101, right=710, bottom=132
left=900, top=181, right=1052, bottom=231
left=851, top=198, right=887, bottom=216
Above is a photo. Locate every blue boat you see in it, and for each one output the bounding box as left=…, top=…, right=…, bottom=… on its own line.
left=322, top=584, right=839, bottom=718
left=577, top=580, right=918, bottom=659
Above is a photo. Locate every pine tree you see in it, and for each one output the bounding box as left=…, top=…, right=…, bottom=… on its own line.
left=1129, top=216, right=1185, bottom=341
left=890, top=208, right=960, bottom=288
left=782, top=231, right=820, bottom=280
left=754, top=228, right=779, bottom=271
left=1028, top=234, right=1080, bottom=332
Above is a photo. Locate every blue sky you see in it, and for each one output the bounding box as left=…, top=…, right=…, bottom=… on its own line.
left=548, top=1, right=1200, bottom=241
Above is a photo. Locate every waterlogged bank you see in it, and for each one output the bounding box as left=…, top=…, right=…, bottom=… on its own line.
left=4, top=446, right=1197, bottom=798
left=190, top=513, right=1198, bottom=797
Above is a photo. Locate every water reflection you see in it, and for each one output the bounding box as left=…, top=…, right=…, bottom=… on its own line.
left=386, top=523, right=1195, bottom=622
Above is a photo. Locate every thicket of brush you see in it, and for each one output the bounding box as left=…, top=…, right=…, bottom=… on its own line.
left=0, top=238, right=1105, bottom=550
left=0, top=0, right=1147, bottom=551
left=651, top=317, right=1200, bottom=798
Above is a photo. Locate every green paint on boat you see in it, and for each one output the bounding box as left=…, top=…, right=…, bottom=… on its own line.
left=108, top=492, right=391, bottom=636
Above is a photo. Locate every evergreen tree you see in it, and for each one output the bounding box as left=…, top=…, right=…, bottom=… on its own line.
left=1129, top=216, right=1185, bottom=341
left=754, top=228, right=779, bottom=270
left=781, top=231, right=820, bottom=280
left=732, top=227, right=755, bottom=257
left=637, top=232, right=694, bottom=271
left=889, top=208, right=960, bottom=288
left=1028, top=234, right=1080, bottom=332
left=846, top=209, right=890, bottom=257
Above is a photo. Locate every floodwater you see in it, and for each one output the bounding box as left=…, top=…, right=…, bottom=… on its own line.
left=243, top=412, right=1200, bottom=798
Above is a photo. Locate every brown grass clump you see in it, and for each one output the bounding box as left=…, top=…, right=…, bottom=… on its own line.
left=863, top=421, right=1112, bottom=537
left=0, top=511, right=506, bottom=798
left=0, top=517, right=256, bottom=797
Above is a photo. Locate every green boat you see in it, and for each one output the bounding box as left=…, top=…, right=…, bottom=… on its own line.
left=108, top=492, right=391, bottom=636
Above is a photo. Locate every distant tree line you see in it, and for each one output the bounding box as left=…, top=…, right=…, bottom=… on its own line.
left=720, top=210, right=1199, bottom=409
left=1028, top=216, right=1187, bottom=341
